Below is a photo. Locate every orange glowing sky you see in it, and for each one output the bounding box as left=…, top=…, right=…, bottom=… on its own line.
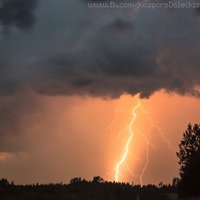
left=0, top=90, right=200, bottom=185
left=1, top=0, right=200, bottom=187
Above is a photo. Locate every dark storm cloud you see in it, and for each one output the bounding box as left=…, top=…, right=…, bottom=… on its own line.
left=71, top=78, right=94, bottom=87
left=0, top=0, right=37, bottom=30
left=104, top=19, right=134, bottom=32
left=0, top=0, right=200, bottom=98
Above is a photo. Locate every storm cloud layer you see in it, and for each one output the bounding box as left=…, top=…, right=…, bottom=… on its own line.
left=0, top=0, right=200, bottom=98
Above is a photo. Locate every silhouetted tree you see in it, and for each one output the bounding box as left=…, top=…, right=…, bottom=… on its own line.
left=0, top=178, right=9, bottom=187
left=70, top=177, right=82, bottom=184
left=92, top=176, right=104, bottom=183
left=172, top=177, right=180, bottom=188
left=177, top=123, right=200, bottom=198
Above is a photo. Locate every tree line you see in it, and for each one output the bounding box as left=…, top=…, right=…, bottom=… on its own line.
left=0, top=176, right=177, bottom=200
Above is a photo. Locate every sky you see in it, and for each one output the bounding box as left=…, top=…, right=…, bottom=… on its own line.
left=0, top=0, right=200, bottom=185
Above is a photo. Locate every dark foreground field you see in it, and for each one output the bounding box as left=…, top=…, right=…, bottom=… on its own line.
left=0, top=177, right=178, bottom=200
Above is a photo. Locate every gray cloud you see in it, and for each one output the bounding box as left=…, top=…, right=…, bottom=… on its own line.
left=0, top=0, right=200, bottom=98
left=0, top=0, right=37, bottom=30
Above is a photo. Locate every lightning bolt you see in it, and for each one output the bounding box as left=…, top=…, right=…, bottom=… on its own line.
left=140, top=105, right=176, bottom=156
left=109, top=96, right=175, bottom=185
left=114, top=100, right=141, bottom=182
left=139, top=133, right=150, bottom=186
left=135, top=129, right=157, bottom=186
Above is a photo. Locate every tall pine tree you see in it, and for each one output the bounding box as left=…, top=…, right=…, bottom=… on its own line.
left=177, top=123, right=200, bottom=198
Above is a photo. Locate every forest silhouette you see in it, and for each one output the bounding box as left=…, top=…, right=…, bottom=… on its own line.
left=0, top=177, right=177, bottom=200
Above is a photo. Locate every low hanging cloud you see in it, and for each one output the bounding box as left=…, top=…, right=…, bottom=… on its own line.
left=0, top=0, right=200, bottom=98
left=0, top=92, right=45, bottom=152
